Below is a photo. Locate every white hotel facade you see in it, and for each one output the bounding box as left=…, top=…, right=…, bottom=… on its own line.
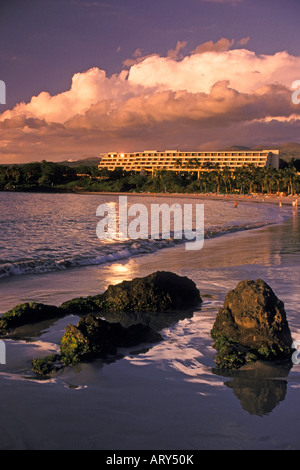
left=99, top=149, right=280, bottom=177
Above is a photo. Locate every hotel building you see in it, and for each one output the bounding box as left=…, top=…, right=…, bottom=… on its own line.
left=99, top=149, right=280, bottom=177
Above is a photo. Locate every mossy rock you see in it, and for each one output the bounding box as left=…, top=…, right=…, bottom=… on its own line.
left=61, top=271, right=202, bottom=313
left=0, top=302, right=65, bottom=335
left=212, top=334, right=259, bottom=370
left=60, top=296, right=99, bottom=315
left=60, top=314, right=163, bottom=366
left=59, top=271, right=202, bottom=320
left=211, top=279, right=293, bottom=370
left=99, top=271, right=201, bottom=313
left=60, top=323, right=92, bottom=365
left=32, top=354, right=62, bottom=376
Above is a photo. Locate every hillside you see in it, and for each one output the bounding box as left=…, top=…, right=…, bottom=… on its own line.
left=222, top=142, right=300, bottom=166
left=59, top=157, right=101, bottom=167
left=253, top=143, right=300, bottom=162
left=62, top=144, right=300, bottom=166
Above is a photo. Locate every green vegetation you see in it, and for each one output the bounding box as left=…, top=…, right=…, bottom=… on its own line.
left=211, top=333, right=257, bottom=370
left=0, top=159, right=299, bottom=195
left=31, top=354, right=61, bottom=376
left=60, top=323, right=91, bottom=365
left=211, top=330, right=284, bottom=370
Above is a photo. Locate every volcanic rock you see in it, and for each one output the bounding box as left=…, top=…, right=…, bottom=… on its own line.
left=60, top=271, right=202, bottom=316
left=211, top=279, right=293, bottom=369
left=60, top=314, right=163, bottom=365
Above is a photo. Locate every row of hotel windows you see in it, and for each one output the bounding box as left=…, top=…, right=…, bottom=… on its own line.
left=102, top=164, right=266, bottom=171
left=102, top=157, right=267, bottom=162
left=101, top=158, right=267, bottom=166
left=105, top=152, right=270, bottom=157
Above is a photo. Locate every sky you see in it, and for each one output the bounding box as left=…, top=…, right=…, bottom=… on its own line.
left=1, top=0, right=300, bottom=163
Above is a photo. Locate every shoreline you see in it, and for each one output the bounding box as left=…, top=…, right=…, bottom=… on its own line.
left=75, top=190, right=299, bottom=206
left=1, top=189, right=299, bottom=206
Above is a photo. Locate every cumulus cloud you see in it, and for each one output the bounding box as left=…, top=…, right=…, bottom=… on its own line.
left=0, top=67, right=142, bottom=124
left=1, top=40, right=300, bottom=163
left=127, top=48, right=300, bottom=93
left=62, top=81, right=295, bottom=133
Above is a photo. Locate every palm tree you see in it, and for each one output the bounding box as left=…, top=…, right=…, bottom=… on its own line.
left=222, top=166, right=233, bottom=194
left=234, top=166, right=250, bottom=194
left=283, top=165, right=298, bottom=195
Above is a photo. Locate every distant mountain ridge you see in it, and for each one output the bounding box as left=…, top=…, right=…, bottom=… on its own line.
left=222, top=142, right=300, bottom=161
left=2, top=144, right=300, bottom=167
left=59, top=157, right=101, bottom=167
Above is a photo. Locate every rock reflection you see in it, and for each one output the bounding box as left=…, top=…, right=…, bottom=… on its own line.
left=7, top=317, right=64, bottom=341
left=102, top=308, right=195, bottom=331
left=213, top=360, right=293, bottom=416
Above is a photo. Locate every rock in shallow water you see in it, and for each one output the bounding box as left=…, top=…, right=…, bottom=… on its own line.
left=0, top=271, right=202, bottom=337
left=0, top=302, right=64, bottom=336
left=60, top=314, right=163, bottom=365
left=60, top=271, right=202, bottom=315
left=211, top=279, right=294, bottom=370
left=29, top=271, right=202, bottom=374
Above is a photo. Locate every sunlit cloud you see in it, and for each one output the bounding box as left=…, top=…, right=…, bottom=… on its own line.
left=1, top=39, right=300, bottom=163
left=127, top=48, right=300, bottom=93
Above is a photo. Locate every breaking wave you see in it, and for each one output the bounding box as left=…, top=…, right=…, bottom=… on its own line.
left=0, top=220, right=282, bottom=279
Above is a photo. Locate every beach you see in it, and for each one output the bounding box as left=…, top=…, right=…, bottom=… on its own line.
left=79, top=190, right=300, bottom=206
left=0, top=191, right=299, bottom=450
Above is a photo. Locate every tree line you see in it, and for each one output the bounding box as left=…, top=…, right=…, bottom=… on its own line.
left=0, top=159, right=299, bottom=195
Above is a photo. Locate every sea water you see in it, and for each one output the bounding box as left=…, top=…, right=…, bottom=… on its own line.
left=0, top=192, right=288, bottom=281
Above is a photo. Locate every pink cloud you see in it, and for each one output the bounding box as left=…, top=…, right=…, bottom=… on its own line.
left=1, top=41, right=300, bottom=163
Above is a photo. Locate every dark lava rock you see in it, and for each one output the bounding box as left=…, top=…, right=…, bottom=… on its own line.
left=59, top=296, right=99, bottom=315
left=97, top=271, right=201, bottom=313
left=0, top=302, right=64, bottom=336
left=60, top=271, right=202, bottom=317
left=51, top=271, right=202, bottom=371
left=60, top=314, right=163, bottom=365
left=211, top=279, right=293, bottom=369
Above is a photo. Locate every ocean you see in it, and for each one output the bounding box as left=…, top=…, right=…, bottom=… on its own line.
left=0, top=191, right=299, bottom=450
left=0, top=192, right=288, bottom=283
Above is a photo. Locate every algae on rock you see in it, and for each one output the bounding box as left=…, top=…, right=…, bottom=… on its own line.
left=211, top=279, right=293, bottom=370
left=60, top=314, right=163, bottom=365
left=0, top=302, right=64, bottom=336
left=60, top=271, right=202, bottom=316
